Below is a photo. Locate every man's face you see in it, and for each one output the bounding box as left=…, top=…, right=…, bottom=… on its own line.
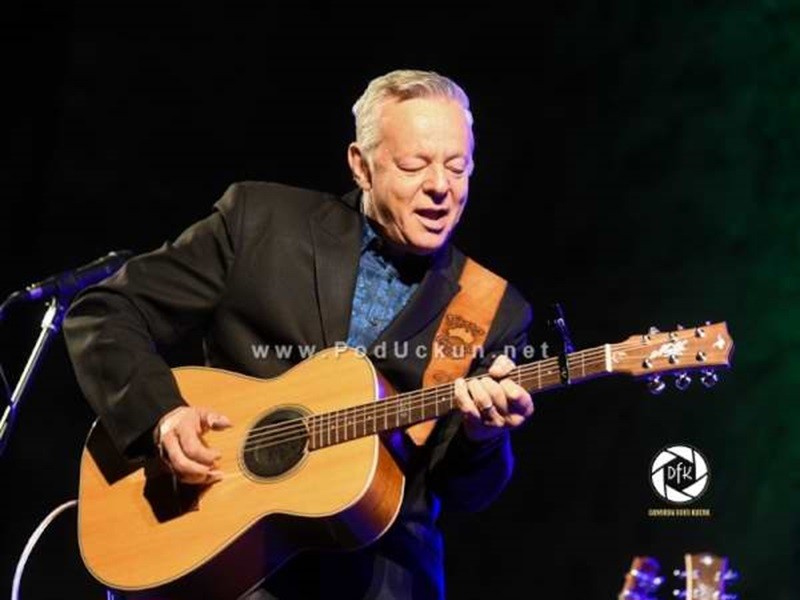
left=362, top=97, right=473, bottom=255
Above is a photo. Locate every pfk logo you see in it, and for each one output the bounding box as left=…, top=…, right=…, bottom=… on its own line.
left=650, top=445, right=710, bottom=504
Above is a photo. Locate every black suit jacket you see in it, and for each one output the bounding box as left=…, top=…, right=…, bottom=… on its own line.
left=64, top=181, right=533, bottom=599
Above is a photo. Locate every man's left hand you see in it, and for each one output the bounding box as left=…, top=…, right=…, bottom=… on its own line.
left=453, top=354, right=534, bottom=443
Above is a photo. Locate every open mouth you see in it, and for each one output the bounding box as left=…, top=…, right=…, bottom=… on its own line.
left=415, top=209, right=448, bottom=232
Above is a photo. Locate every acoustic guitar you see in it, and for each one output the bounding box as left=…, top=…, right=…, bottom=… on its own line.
left=78, top=322, right=733, bottom=599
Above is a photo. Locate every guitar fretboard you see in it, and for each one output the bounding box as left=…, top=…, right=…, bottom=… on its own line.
left=304, top=344, right=611, bottom=450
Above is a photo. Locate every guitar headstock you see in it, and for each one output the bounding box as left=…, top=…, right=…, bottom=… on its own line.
left=618, top=556, right=663, bottom=600
left=609, top=322, right=733, bottom=393
left=674, top=553, right=738, bottom=599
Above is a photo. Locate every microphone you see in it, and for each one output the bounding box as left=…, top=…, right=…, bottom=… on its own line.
left=2, top=250, right=133, bottom=311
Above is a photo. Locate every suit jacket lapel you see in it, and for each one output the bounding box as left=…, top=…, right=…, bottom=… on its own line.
left=310, top=189, right=362, bottom=347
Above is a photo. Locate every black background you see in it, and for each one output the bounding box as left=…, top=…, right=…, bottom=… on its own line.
left=2, top=1, right=797, bottom=598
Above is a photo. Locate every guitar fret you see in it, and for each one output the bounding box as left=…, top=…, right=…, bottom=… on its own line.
left=538, top=362, right=542, bottom=390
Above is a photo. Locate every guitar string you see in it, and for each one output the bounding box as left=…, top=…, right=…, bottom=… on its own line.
left=237, top=336, right=665, bottom=447
left=238, top=355, right=624, bottom=452
left=238, top=337, right=705, bottom=451
left=197, top=333, right=710, bottom=454
left=240, top=334, right=718, bottom=453
left=240, top=351, right=597, bottom=449
left=238, top=341, right=721, bottom=454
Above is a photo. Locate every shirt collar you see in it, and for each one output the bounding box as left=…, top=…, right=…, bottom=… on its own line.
left=359, top=212, right=381, bottom=253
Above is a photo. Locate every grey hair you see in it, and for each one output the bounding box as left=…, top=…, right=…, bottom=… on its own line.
left=351, top=69, right=474, bottom=156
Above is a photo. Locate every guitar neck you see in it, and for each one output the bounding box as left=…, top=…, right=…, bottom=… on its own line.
left=307, top=345, right=611, bottom=450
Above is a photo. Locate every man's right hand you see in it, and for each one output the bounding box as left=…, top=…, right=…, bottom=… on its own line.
left=155, top=406, right=232, bottom=484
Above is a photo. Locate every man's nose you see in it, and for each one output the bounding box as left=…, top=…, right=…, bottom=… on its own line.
left=422, top=165, right=449, bottom=202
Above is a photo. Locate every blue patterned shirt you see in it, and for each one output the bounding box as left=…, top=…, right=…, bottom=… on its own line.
left=346, top=217, right=427, bottom=350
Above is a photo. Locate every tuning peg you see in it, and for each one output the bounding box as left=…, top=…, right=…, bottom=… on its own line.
left=723, top=569, right=739, bottom=582
left=647, top=376, right=666, bottom=395
left=700, top=370, right=719, bottom=388
left=676, top=324, right=684, bottom=330
left=648, top=326, right=660, bottom=336
left=672, top=590, right=687, bottom=599
left=672, top=569, right=686, bottom=579
left=675, top=372, right=692, bottom=391
left=631, top=572, right=664, bottom=591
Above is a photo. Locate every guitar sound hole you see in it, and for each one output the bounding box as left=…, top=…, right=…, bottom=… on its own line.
left=242, top=408, right=308, bottom=479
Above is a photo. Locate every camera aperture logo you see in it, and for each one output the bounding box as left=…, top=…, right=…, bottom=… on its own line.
left=648, top=445, right=712, bottom=518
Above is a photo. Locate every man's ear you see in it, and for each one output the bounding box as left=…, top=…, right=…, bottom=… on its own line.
left=347, top=143, right=372, bottom=191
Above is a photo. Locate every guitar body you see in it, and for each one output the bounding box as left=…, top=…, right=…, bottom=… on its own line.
left=78, top=348, right=405, bottom=599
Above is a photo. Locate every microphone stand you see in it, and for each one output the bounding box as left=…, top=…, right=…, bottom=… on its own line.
left=0, top=249, right=131, bottom=457
left=0, top=296, right=68, bottom=457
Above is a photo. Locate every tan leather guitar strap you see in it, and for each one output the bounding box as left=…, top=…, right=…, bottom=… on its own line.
left=405, top=257, right=508, bottom=446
